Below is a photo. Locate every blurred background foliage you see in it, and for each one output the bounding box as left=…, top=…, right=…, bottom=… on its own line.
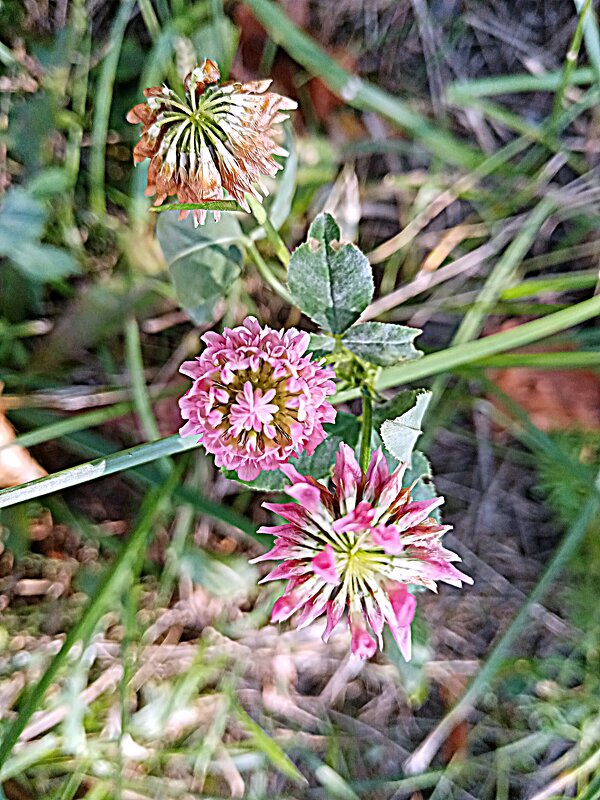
left=1, top=0, right=600, bottom=797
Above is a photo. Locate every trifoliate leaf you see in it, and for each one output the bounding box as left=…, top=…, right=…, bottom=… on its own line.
left=341, top=321, right=421, bottom=366
left=288, top=213, right=373, bottom=333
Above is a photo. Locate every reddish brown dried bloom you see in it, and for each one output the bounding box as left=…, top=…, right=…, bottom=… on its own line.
left=127, top=58, right=297, bottom=225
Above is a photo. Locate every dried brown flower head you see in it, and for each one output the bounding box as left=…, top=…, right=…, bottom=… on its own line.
left=127, top=58, right=297, bottom=225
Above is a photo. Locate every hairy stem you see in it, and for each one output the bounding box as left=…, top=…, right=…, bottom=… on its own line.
left=359, top=390, right=373, bottom=473
left=246, top=240, right=293, bottom=304
left=247, top=195, right=291, bottom=268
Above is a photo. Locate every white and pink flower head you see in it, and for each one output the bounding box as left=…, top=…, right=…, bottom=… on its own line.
left=178, top=316, right=336, bottom=480
left=253, top=443, right=473, bottom=660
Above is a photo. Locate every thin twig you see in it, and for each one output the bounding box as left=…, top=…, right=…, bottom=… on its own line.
left=359, top=219, right=524, bottom=321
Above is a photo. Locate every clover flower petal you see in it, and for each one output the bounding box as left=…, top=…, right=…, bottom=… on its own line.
left=254, top=443, right=472, bottom=659
left=127, top=58, right=297, bottom=225
left=178, top=316, right=336, bottom=480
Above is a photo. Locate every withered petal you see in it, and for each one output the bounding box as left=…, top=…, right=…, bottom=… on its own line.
left=127, top=59, right=296, bottom=221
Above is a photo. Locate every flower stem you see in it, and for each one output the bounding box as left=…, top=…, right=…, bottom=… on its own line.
left=359, top=389, right=373, bottom=474
left=149, top=200, right=241, bottom=213
left=247, top=195, right=291, bottom=268
left=246, top=240, right=293, bottom=304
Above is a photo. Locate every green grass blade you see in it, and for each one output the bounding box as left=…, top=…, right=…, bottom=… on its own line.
left=137, top=0, right=161, bottom=40
left=0, top=737, right=59, bottom=782
left=574, top=0, right=600, bottom=86
left=235, top=705, right=306, bottom=785
left=124, top=317, right=161, bottom=442
left=447, top=67, right=595, bottom=102
left=466, top=351, right=600, bottom=369
left=0, top=434, right=198, bottom=508
left=52, top=767, right=86, bottom=800
left=0, top=470, right=179, bottom=766
left=501, top=269, right=599, bottom=299
left=552, top=0, right=593, bottom=125
left=89, top=0, right=135, bottom=216
left=2, top=402, right=135, bottom=452
left=149, top=200, right=241, bottom=213
left=574, top=772, right=600, bottom=800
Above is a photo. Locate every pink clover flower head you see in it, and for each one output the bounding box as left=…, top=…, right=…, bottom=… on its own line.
left=178, top=316, right=336, bottom=480
left=253, top=443, right=473, bottom=660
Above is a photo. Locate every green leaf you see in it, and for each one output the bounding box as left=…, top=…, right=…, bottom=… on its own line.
left=157, top=211, right=244, bottom=324
left=11, top=242, right=79, bottom=282
left=380, top=390, right=431, bottom=464
left=288, top=213, right=373, bottom=333
left=373, top=389, right=426, bottom=430
left=0, top=187, right=46, bottom=254
left=308, top=332, right=335, bottom=357
left=222, top=412, right=361, bottom=491
left=341, top=321, right=421, bottom=366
